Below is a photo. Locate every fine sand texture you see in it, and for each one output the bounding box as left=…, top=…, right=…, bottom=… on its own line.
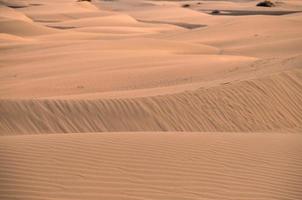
left=1, top=133, right=302, bottom=200
left=1, top=0, right=302, bottom=199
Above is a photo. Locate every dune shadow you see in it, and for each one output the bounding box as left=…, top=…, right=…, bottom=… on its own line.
left=201, top=10, right=302, bottom=16
left=47, top=25, right=77, bottom=30
left=138, top=20, right=206, bottom=29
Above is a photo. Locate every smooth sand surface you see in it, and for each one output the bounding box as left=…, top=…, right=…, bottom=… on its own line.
left=1, top=0, right=302, bottom=199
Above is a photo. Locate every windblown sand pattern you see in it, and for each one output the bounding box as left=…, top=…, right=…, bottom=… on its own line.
left=1, top=0, right=302, bottom=199
left=1, top=69, right=302, bottom=134
left=1, top=133, right=302, bottom=200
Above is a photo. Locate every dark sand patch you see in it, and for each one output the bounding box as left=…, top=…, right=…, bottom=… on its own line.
left=200, top=9, right=302, bottom=16
left=138, top=20, right=206, bottom=29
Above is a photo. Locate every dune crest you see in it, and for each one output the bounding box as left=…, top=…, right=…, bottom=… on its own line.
left=1, top=69, right=302, bottom=135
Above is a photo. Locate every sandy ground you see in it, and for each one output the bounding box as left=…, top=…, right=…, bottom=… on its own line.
left=1, top=132, right=302, bottom=200
left=0, top=0, right=302, bottom=199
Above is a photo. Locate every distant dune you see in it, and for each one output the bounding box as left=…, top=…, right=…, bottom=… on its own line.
left=1, top=0, right=302, bottom=199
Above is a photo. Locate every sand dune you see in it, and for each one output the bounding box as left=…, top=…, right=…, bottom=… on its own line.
left=164, top=15, right=302, bottom=55
left=1, top=69, right=302, bottom=135
left=0, top=6, right=32, bottom=22
left=1, top=0, right=302, bottom=199
left=0, top=0, right=29, bottom=8
left=1, top=132, right=302, bottom=200
left=0, top=19, right=58, bottom=37
left=0, top=5, right=58, bottom=37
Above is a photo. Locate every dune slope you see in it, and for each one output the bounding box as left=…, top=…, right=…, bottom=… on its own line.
left=1, top=69, right=302, bottom=135
left=1, top=132, right=302, bottom=200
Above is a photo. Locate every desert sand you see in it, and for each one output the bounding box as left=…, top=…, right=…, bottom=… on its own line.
left=0, top=0, right=302, bottom=199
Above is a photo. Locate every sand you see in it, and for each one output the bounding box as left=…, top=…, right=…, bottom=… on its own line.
left=0, top=0, right=302, bottom=199
left=1, top=132, right=302, bottom=200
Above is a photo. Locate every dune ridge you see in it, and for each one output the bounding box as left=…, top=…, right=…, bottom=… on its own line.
left=1, top=69, right=301, bottom=135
